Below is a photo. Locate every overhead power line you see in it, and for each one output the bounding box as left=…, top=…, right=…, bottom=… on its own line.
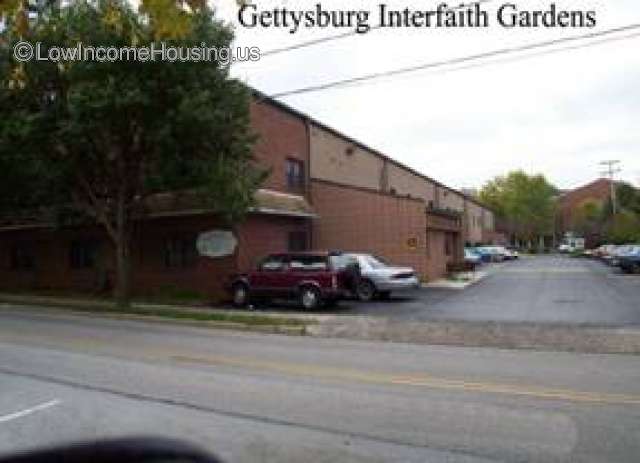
left=269, top=23, right=640, bottom=99
left=255, top=0, right=494, bottom=58
left=302, top=30, right=640, bottom=92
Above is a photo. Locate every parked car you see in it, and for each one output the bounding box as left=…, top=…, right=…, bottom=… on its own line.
left=464, top=248, right=482, bottom=266
left=498, top=246, right=519, bottom=260
left=594, top=244, right=617, bottom=261
left=477, top=246, right=506, bottom=262
left=229, top=251, right=347, bottom=310
left=508, top=247, right=520, bottom=259
left=472, top=246, right=494, bottom=263
left=611, top=245, right=640, bottom=267
left=619, top=246, right=640, bottom=274
left=335, top=253, right=420, bottom=302
left=558, top=243, right=573, bottom=253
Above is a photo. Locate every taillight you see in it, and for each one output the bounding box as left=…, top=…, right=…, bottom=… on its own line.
left=332, top=274, right=338, bottom=289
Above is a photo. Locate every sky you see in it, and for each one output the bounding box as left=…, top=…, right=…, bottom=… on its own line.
left=212, top=0, right=640, bottom=191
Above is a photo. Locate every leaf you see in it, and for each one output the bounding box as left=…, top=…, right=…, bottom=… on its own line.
left=139, top=0, right=193, bottom=39
left=0, top=0, right=21, bottom=17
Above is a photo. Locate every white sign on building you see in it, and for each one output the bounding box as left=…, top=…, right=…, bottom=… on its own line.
left=196, top=230, right=237, bottom=258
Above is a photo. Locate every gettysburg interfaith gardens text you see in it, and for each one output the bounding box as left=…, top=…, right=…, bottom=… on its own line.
left=238, top=2, right=597, bottom=34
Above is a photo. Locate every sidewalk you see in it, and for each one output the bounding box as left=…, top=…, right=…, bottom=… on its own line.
left=3, top=291, right=640, bottom=354
left=423, top=270, right=489, bottom=290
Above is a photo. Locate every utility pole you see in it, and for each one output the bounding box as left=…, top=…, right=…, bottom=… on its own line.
left=600, top=160, right=621, bottom=214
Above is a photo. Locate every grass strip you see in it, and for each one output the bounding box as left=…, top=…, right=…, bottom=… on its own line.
left=0, top=294, right=310, bottom=328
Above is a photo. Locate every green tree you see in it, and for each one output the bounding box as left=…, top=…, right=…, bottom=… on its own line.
left=479, top=171, right=557, bottom=247
left=617, top=182, right=640, bottom=215
left=0, top=1, right=266, bottom=306
left=572, top=198, right=605, bottom=241
left=606, top=211, right=640, bottom=244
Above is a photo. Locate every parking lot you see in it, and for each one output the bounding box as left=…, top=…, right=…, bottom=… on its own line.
left=340, top=255, right=640, bottom=326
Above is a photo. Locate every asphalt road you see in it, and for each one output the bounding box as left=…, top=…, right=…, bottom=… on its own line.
left=1, top=308, right=640, bottom=462
left=348, top=256, right=640, bottom=325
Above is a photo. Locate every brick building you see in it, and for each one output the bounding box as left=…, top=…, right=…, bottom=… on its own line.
left=0, top=92, right=498, bottom=300
left=557, top=178, right=613, bottom=233
left=307, top=119, right=466, bottom=280
left=0, top=97, right=316, bottom=300
left=556, top=178, right=615, bottom=247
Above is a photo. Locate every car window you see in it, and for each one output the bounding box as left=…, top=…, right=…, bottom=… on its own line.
left=363, top=255, right=388, bottom=269
left=258, top=255, right=286, bottom=272
left=289, top=255, right=328, bottom=271
left=330, top=255, right=357, bottom=270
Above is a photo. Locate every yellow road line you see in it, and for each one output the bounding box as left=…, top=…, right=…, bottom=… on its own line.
left=171, top=354, right=640, bottom=406
left=4, top=333, right=639, bottom=406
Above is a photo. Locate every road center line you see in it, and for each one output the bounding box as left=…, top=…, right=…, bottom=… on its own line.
left=0, top=399, right=61, bottom=424
left=171, top=354, right=640, bottom=405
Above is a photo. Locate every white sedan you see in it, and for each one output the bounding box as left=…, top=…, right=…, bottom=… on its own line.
left=339, top=253, right=420, bottom=302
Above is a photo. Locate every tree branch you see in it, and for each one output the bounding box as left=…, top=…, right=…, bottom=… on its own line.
left=76, top=173, right=117, bottom=242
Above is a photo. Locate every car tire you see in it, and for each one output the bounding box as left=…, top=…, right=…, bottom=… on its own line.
left=378, top=291, right=391, bottom=300
left=356, top=280, right=377, bottom=302
left=299, top=286, right=321, bottom=310
left=232, top=283, right=249, bottom=308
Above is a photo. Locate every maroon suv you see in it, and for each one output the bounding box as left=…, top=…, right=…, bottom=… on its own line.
left=229, top=252, right=349, bottom=310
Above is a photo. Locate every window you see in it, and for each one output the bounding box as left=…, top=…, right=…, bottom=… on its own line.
left=10, top=244, right=35, bottom=270
left=164, top=235, right=197, bottom=268
left=285, top=158, right=305, bottom=191
left=288, top=231, right=308, bottom=252
left=259, top=255, right=286, bottom=272
left=445, top=234, right=452, bottom=256
left=362, top=255, right=388, bottom=270
left=329, top=254, right=358, bottom=270
left=289, top=255, right=328, bottom=271
left=70, top=240, right=99, bottom=269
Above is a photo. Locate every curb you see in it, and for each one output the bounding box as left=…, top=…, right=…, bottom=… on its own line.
left=4, top=294, right=640, bottom=355
left=307, top=317, right=640, bottom=354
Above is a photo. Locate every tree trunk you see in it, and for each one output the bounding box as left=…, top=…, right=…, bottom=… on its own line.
left=114, top=233, right=131, bottom=308
left=113, top=186, right=132, bottom=308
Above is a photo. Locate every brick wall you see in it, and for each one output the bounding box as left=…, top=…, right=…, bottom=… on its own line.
left=250, top=99, right=309, bottom=195
left=310, top=180, right=429, bottom=279
left=0, top=212, right=311, bottom=302
left=385, top=162, right=437, bottom=204
left=437, top=186, right=465, bottom=212
left=464, top=200, right=484, bottom=245
left=558, top=178, right=612, bottom=232
left=0, top=216, right=240, bottom=300
left=133, top=215, right=237, bottom=300
left=309, top=123, right=385, bottom=191
left=236, top=214, right=311, bottom=272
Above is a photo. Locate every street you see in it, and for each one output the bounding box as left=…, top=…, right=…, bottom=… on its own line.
left=348, top=256, right=640, bottom=325
left=1, top=307, right=640, bottom=462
